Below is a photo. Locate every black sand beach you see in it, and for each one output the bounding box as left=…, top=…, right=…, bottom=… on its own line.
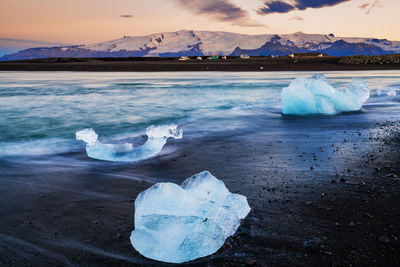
left=3, top=0, right=400, bottom=265
left=1, top=108, right=400, bottom=266
left=1, top=55, right=400, bottom=72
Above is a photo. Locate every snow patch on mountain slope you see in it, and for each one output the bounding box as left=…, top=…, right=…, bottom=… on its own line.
left=84, top=36, right=149, bottom=52
left=146, top=31, right=202, bottom=56
left=344, top=37, right=400, bottom=52
left=195, top=31, right=270, bottom=55
left=272, top=32, right=400, bottom=52
left=84, top=30, right=201, bottom=55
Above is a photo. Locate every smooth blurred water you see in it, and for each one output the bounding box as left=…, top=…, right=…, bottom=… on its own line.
left=0, top=70, right=399, bottom=157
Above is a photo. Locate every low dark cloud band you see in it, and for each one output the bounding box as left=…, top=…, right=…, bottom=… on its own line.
left=175, top=0, right=264, bottom=27
left=257, top=0, right=350, bottom=15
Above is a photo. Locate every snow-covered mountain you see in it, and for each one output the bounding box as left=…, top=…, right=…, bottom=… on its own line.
left=1, top=30, right=400, bottom=60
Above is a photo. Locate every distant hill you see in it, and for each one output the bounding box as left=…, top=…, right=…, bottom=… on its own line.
left=1, top=31, right=399, bottom=61
left=0, top=38, right=69, bottom=57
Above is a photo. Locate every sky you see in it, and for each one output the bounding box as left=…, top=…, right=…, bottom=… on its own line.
left=0, top=0, right=399, bottom=44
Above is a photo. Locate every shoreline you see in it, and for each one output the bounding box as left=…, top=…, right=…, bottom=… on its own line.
left=1, top=57, right=400, bottom=72
left=1, top=112, right=399, bottom=266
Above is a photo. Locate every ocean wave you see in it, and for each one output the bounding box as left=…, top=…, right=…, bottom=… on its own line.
left=372, top=87, right=398, bottom=97
left=0, top=138, right=79, bottom=157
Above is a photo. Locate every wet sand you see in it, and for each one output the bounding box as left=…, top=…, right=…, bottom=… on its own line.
left=1, top=109, right=400, bottom=266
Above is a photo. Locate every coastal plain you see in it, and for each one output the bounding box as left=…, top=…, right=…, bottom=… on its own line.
left=1, top=55, right=400, bottom=72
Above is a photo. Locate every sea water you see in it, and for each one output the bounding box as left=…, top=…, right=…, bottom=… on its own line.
left=1, top=71, right=399, bottom=158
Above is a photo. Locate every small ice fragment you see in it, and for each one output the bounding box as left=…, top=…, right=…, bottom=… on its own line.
left=281, top=74, right=370, bottom=115
left=130, top=171, right=251, bottom=263
left=387, top=88, right=397, bottom=97
left=75, top=124, right=182, bottom=162
left=372, top=88, right=397, bottom=97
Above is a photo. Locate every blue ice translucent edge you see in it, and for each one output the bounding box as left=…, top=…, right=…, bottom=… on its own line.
left=281, top=74, right=370, bottom=115
left=75, top=124, right=183, bottom=162
left=130, top=171, right=251, bottom=264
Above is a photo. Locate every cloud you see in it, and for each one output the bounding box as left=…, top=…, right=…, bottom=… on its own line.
left=174, top=0, right=264, bottom=27
left=120, top=14, right=134, bottom=18
left=289, top=16, right=304, bottom=21
left=359, top=0, right=382, bottom=14
left=257, top=0, right=350, bottom=15
left=258, top=1, right=295, bottom=14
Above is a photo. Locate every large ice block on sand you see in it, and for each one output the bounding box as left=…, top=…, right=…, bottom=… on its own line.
left=281, top=74, right=369, bottom=115
left=76, top=124, right=182, bottom=162
left=130, top=171, right=251, bottom=263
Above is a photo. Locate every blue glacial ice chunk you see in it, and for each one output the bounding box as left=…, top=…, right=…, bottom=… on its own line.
left=76, top=124, right=183, bottom=162
left=130, top=171, right=251, bottom=263
left=281, top=74, right=370, bottom=115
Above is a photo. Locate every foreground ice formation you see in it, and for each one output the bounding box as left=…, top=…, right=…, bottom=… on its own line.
left=281, top=74, right=370, bottom=115
left=76, top=124, right=183, bottom=162
left=130, top=171, right=251, bottom=263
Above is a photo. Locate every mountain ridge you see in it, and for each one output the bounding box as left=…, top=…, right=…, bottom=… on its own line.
left=1, top=30, right=400, bottom=61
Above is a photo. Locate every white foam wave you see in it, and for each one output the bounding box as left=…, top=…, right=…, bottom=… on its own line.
left=0, top=138, right=77, bottom=157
